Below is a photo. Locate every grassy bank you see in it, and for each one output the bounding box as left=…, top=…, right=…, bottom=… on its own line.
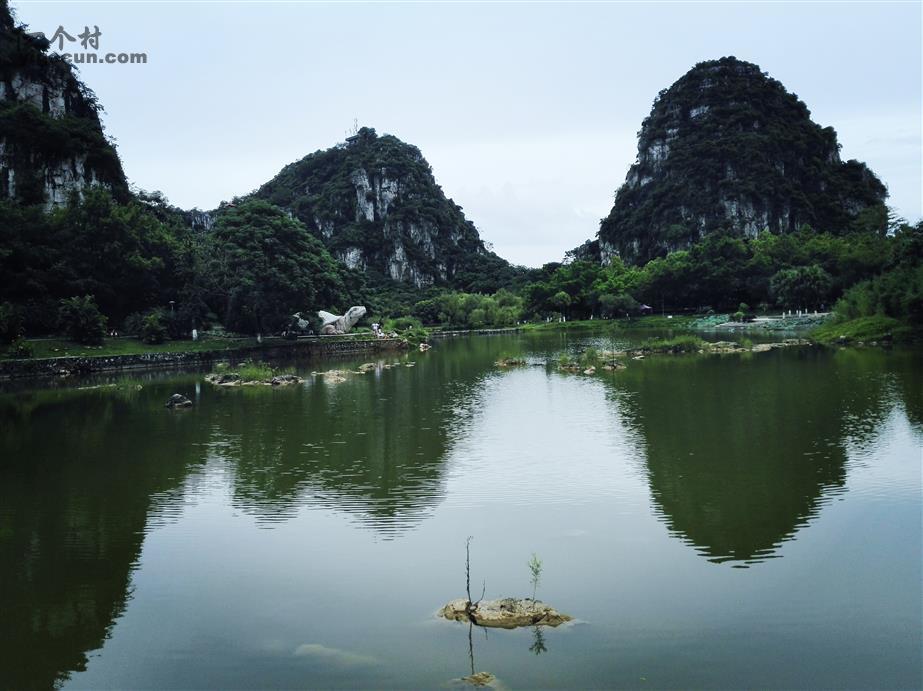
left=520, top=315, right=697, bottom=332
left=810, top=316, right=920, bottom=344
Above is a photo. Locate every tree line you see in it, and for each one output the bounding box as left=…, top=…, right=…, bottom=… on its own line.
left=1, top=188, right=920, bottom=349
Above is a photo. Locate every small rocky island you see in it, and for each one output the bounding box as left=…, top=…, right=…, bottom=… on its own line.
left=440, top=598, right=572, bottom=629
left=204, top=372, right=303, bottom=387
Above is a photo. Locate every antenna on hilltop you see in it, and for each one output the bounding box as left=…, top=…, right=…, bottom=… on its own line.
left=345, top=118, right=360, bottom=141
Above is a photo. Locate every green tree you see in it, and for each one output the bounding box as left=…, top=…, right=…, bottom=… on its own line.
left=58, top=295, right=107, bottom=345
left=140, top=310, right=168, bottom=344
left=50, top=189, right=188, bottom=323
left=204, top=201, right=348, bottom=335
left=598, top=293, right=639, bottom=318
left=0, top=302, right=24, bottom=344
left=550, top=291, right=571, bottom=318
left=770, top=265, right=833, bottom=309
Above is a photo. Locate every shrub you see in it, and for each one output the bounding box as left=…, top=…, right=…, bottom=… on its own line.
left=401, top=326, right=430, bottom=346
left=58, top=295, right=107, bottom=345
left=0, top=302, right=24, bottom=344
left=123, top=312, right=144, bottom=337
left=580, top=347, right=600, bottom=364
left=236, top=360, right=274, bottom=381
left=385, top=316, right=423, bottom=331
left=832, top=264, right=923, bottom=324
left=7, top=335, right=33, bottom=358
left=140, top=310, right=168, bottom=344
left=640, top=335, right=707, bottom=353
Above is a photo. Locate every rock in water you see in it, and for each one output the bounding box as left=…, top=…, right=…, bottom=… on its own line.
left=270, top=374, right=303, bottom=386
left=460, top=671, right=496, bottom=687
left=165, top=394, right=192, bottom=408
left=205, top=373, right=241, bottom=386
left=440, top=598, right=572, bottom=629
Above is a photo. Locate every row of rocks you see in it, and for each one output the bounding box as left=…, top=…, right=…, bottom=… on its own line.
left=314, top=361, right=419, bottom=384
left=204, top=373, right=305, bottom=387
left=705, top=338, right=810, bottom=354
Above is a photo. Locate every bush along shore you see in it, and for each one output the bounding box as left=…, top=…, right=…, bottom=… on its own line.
left=532, top=337, right=815, bottom=376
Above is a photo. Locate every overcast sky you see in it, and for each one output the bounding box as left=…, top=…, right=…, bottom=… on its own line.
left=13, top=1, right=922, bottom=267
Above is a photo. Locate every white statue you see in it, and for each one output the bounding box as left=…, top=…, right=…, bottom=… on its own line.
left=318, top=306, right=367, bottom=335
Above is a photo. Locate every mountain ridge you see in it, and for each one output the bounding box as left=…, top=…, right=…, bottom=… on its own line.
left=594, top=56, right=888, bottom=265
left=248, top=126, right=517, bottom=290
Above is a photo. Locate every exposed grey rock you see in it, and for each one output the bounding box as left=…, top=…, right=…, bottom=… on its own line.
left=284, top=312, right=314, bottom=337
left=318, top=369, right=349, bottom=384
left=459, top=672, right=496, bottom=687
left=251, top=128, right=501, bottom=288
left=0, top=12, right=126, bottom=209
left=440, top=598, right=572, bottom=629
left=165, top=393, right=192, bottom=408
left=205, top=373, right=241, bottom=386
left=270, top=374, right=302, bottom=386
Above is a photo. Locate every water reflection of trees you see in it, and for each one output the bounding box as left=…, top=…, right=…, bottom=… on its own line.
left=608, top=347, right=913, bottom=565
left=0, top=385, right=209, bottom=689
left=0, top=338, right=509, bottom=687
left=212, top=346, right=501, bottom=535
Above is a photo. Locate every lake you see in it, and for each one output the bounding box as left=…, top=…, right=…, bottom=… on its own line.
left=1, top=331, right=920, bottom=689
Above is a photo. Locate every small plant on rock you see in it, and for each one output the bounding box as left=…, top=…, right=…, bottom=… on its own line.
left=528, top=553, right=543, bottom=607
left=465, top=536, right=486, bottom=614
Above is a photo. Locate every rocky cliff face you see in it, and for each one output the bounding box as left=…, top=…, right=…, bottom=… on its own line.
left=598, top=56, right=888, bottom=265
left=0, top=2, right=126, bottom=209
left=254, top=127, right=502, bottom=288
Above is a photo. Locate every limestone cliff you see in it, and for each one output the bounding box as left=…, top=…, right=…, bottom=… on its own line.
left=598, top=57, right=888, bottom=265
left=0, top=1, right=126, bottom=208
left=254, top=127, right=508, bottom=288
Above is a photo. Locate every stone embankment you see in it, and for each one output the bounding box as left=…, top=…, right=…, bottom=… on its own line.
left=0, top=337, right=404, bottom=380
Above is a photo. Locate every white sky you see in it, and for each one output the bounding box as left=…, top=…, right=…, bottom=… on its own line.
left=13, top=1, right=922, bottom=267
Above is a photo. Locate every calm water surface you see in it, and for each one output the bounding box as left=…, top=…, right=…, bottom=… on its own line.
left=1, top=332, right=920, bottom=689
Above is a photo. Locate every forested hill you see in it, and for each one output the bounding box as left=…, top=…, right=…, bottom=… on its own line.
left=0, top=1, right=127, bottom=208
left=595, top=56, right=888, bottom=265
left=252, top=127, right=517, bottom=291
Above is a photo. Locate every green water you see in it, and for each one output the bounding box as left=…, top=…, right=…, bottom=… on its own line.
left=0, top=332, right=920, bottom=689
